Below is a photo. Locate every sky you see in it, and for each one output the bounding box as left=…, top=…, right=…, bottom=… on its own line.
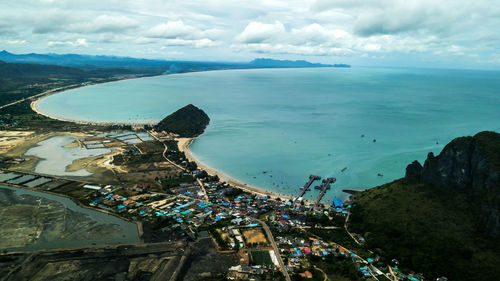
left=0, top=0, right=499, bottom=69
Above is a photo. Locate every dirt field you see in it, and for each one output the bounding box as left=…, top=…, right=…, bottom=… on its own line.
left=0, top=131, right=34, bottom=154
left=242, top=228, right=268, bottom=244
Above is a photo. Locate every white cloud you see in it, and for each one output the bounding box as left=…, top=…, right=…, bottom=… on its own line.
left=290, top=23, right=348, bottom=45
left=7, top=40, right=26, bottom=44
left=48, top=38, right=88, bottom=47
left=162, top=38, right=220, bottom=48
left=146, top=20, right=222, bottom=48
left=0, top=0, right=497, bottom=68
left=148, top=21, right=199, bottom=39
left=82, top=15, right=139, bottom=33
left=236, top=21, right=286, bottom=43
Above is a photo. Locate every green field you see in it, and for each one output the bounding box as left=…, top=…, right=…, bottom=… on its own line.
left=251, top=250, right=273, bottom=266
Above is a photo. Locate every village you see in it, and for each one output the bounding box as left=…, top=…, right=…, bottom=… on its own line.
left=0, top=128, right=435, bottom=281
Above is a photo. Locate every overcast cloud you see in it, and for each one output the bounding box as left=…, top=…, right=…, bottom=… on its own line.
left=0, top=0, right=498, bottom=68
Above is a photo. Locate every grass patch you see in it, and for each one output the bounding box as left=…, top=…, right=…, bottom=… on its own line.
left=251, top=251, right=273, bottom=266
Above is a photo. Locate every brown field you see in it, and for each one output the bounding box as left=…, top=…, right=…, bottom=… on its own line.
left=242, top=228, right=268, bottom=244
left=104, top=141, right=124, bottom=147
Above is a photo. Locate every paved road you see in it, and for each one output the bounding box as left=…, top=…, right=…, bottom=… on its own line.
left=254, top=218, right=291, bottom=281
left=156, top=138, right=210, bottom=202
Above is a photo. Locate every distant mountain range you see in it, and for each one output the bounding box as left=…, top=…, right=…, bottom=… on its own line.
left=249, top=58, right=350, bottom=68
left=0, top=50, right=349, bottom=75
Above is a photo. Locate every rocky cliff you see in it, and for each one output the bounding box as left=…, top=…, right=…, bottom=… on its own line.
left=405, top=131, right=500, bottom=236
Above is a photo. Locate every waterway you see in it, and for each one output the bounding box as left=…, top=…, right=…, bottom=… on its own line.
left=0, top=185, right=139, bottom=251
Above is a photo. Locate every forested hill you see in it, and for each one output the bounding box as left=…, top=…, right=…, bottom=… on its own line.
left=350, top=131, right=500, bottom=281
left=155, top=104, right=210, bottom=138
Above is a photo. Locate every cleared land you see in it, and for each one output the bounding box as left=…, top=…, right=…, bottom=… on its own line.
left=242, top=228, right=268, bottom=245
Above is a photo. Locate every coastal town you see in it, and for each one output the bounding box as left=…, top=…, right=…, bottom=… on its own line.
left=0, top=123, right=437, bottom=281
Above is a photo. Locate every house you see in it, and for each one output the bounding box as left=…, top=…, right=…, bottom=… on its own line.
left=299, top=271, right=313, bottom=279
left=83, top=184, right=101, bottom=190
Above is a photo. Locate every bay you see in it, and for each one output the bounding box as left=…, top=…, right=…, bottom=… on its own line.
left=36, top=67, right=500, bottom=201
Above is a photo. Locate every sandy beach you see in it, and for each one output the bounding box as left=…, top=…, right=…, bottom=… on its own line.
left=177, top=137, right=293, bottom=201
left=28, top=78, right=294, bottom=202
left=29, top=76, right=159, bottom=126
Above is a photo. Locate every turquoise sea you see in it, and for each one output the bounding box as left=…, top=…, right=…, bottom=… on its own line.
left=36, top=67, right=500, bottom=201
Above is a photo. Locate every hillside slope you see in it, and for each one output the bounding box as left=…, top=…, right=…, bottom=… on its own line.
left=350, top=131, right=500, bottom=281
left=155, top=104, right=210, bottom=138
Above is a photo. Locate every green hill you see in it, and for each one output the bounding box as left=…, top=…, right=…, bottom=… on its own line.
left=350, top=131, right=500, bottom=281
left=155, top=104, right=210, bottom=137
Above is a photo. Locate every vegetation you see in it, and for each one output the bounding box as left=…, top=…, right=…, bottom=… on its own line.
left=0, top=60, right=133, bottom=106
left=474, top=131, right=500, bottom=171
left=155, top=104, right=210, bottom=137
left=160, top=175, right=196, bottom=189
left=309, top=255, right=364, bottom=281
left=251, top=251, right=274, bottom=266
left=351, top=178, right=500, bottom=281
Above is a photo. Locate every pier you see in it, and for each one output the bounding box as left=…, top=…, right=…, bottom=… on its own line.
left=295, top=175, right=320, bottom=202
left=315, top=177, right=336, bottom=206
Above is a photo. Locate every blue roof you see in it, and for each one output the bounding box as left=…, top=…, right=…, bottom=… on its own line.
left=333, top=198, right=343, bottom=207
left=117, top=205, right=125, bottom=210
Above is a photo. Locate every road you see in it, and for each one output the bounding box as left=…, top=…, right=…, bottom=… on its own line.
left=344, top=211, right=362, bottom=245
left=314, top=265, right=328, bottom=281
left=0, top=84, right=79, bottom=110
left=388, top=266, right=398, bottom=281
left=157, top=139, right=210, bottom=202
left=254, top=218, right=291, bottom=281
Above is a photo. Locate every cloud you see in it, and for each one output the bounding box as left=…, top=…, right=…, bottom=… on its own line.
left=234, top=22, right=353, bottom=56
left=290, top=23, right=348, bottom=45
left=162, top=38, right=220, bottom=48
left=147, top=21, right=199, bottom=39
left=146, top=20, right=222, bottom=48
left=7, top=40, right=26, bottom=45
left=48, top=38, right=88, bottom=47
left=0, top=0, right=497, bottom=68
left=33, top=14, right=138, bottom=34
left=82, top=15, right=139, bottom=33
left=236, top=21, right=286, bottom=43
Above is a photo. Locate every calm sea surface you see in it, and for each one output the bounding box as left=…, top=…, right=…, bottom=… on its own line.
left=36, top=67, right=500, bottom=201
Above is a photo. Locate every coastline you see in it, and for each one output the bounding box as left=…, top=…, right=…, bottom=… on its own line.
left=177, top=137, right=293, bottom=201
left=28, top=71, right=296, bottom=203
left=30, top=75, right=160, bottom=126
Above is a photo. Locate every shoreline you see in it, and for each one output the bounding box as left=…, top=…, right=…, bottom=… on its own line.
left=28, top=71, right=298, bottom=203
left=178, top=137, right=293, bottom=201
left=0, top=182, right=143, bottom=245
left=30, top=75, right=160, bottom=126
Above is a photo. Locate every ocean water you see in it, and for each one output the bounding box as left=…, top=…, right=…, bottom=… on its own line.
left=36, top=67, right=500, bottom=201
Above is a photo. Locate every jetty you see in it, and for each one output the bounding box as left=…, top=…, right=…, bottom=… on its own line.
left=295, top=175, right=320, bottom=202
left=315, top=177, right=336, bottom=206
